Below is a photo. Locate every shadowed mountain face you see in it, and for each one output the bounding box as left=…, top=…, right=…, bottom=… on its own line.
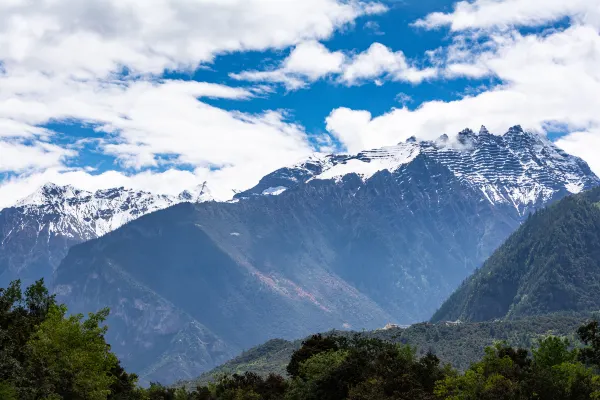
left=432, top=187, right=600, bottom=324
left=4, top=127, right=598, bottom=384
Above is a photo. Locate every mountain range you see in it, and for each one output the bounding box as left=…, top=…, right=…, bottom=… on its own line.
left=0, top=182, right=212, bottom=289
left=1, top=125, right=598, bottom=384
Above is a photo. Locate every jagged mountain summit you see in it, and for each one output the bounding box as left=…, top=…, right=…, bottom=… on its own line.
left=52, top=125, right=599, bottom=384
left=178, top=182, right=214, bottom=204
left=238, top=125, right=596, bottom=215
left=0, top=182, right=213, bottom=287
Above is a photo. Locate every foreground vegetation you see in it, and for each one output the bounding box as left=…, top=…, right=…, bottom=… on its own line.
left=183, top=325, right=600, bottom=400
left=193, top=313, right=593, bottom=385
left=3, top=279, right=600, bottom=399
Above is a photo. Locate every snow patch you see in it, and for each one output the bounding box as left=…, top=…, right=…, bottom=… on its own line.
left=262, top=186, right=287, bottom=196
left=314, top=143, right=421, bottom=182
left=565, top=181, right=584, bottom=194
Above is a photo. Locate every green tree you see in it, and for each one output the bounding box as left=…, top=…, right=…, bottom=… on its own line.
left=286, top=334, right=343, bottom=378
left=108, top=362, right=144, bottom=399
left=578, top=321, right=600, bottom=368
left=0, top=381, right=17, bottom=400
left=298, top=349, right=349, bottom=381
left=532, top=336, right=576, bottom=369
left=434, top=343, right=527, bottom=400
left=0, top=279, right=55, bottom=384
left=23, top=305, right=118, bottom=399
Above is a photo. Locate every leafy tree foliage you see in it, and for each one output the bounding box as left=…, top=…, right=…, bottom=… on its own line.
left=578, top=321, right=600, bottom=368
left=0, top=279, right=140, bottom=399
left=286, top=334, right=343, bottom=378
left=26, top=304, right=122, bottom=399
left=435, top=336, right=600, bottom=400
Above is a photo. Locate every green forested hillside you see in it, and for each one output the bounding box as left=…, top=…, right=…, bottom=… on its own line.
left=184, top=318, right=600, bottom=400
left=188, top=312, right=594, bottom=387
left=432, top=187, right=600, bottom=323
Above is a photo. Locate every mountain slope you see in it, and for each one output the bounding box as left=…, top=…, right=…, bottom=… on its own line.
left=53, top=126, right=599, bottom=383
left=0, top=182, right=212, bottom=288
left=55, top=202, right=392, bottom=384
left=432, top=187, right=600, bottom=323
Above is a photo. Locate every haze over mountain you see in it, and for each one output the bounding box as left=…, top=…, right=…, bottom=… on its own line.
left=432, top=186, right=600, bottom=323
left=46, top=126, right=599, bottom=383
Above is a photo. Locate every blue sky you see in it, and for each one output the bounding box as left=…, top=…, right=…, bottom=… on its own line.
left=0, top=0, right=599, bottom=207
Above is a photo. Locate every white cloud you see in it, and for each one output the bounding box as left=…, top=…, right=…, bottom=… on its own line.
left=0, top=0, right=387, bottom=77
left=0, top=0, right=387, bottom=207
left=325, top=108, right=373, bottom=153
left=0, top=77, right=316, bottom=204
left=233, top=42, right=437, bottom=89
left=555, top=130, right=600, bottom=175
left=444, top=62, right=491, bottom=79
left=363, top=20, right=385, bottom=35
left=230, top=41, right=346, bottom=89
left=283, top=41, right=347, bottom=81
left=326, top=24, right=600, bottom=159
left=340, top=42, right=437, bottom=85
left=414, top=0, right=600, bottom=31
left=395, top=93, right=413, bottom=106
left=322, top=0, right=600, bottom=173
left=0, top=141, right=74, bottom=173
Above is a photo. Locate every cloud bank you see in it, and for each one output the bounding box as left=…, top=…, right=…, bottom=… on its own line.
left=0, top=0, right=386, bottom=207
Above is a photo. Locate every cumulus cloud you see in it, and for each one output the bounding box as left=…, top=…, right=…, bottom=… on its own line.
left=0, top=77, right=316, bottom=205
left=327, top=26, right=600, bottom=150
left=0, top=141, right=74, bottom=173
left=414, top=0, right=600, bottom=31
left=230, top=41, right=346, bottom=89
left=0, top=0, right=387, bottom=77
left=340, top=43, right=437, bottom=85
left=556, top=130, right=600, bottom=176
left=0, top=0, right=387, bottom=206
left=233, top=42, right=437, bottom=89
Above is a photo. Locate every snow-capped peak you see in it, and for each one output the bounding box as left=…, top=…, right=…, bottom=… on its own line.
left=312, top=142, right=421, bottom=182
left=16, top=183, right=82, bottom=207
left=9, top=183, right=214, bottom=239
left=178, top=182, right=213, bottom=203
left=419, top=126, right=599, bottom=212
left=236, top=125, right=599, bottom=213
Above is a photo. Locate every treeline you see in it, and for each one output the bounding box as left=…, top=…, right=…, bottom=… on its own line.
left=184, top=330, right=600, bottom=400
left=3, top=280, right=600, bottom=399
left=194, top=313, right=592, bottom=385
